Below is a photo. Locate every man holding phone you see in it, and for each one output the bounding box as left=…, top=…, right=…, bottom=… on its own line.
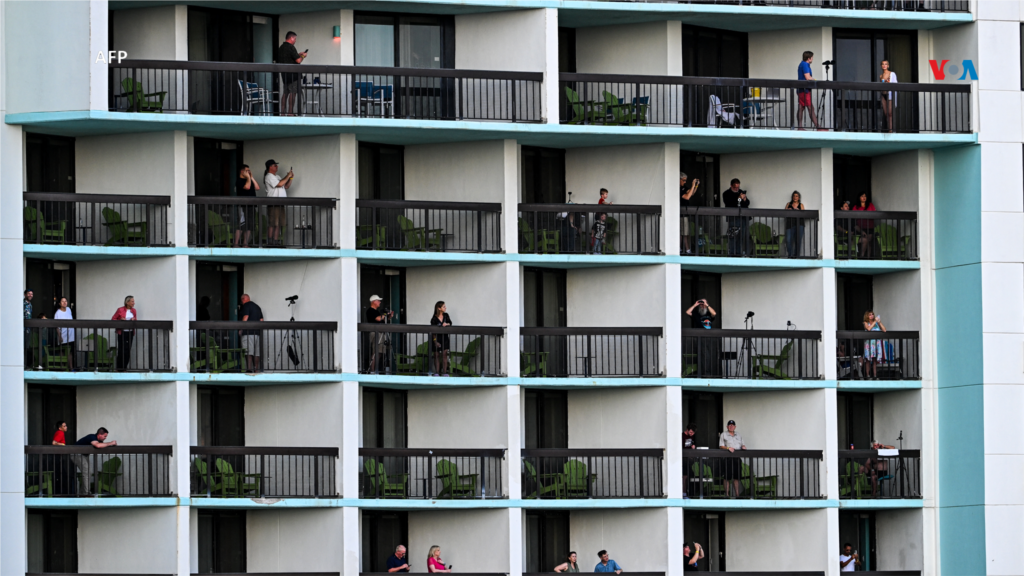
left=278, top=31, right=308, bottom=115
left=264, top=159, right=294, bottom=246
left=840, top=543, right=861, bottom=571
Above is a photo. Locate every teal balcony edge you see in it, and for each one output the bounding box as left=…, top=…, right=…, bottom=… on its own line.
left=838, top=498, right=924, bottom=509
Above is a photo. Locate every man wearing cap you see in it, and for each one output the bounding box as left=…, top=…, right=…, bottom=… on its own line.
left=719, top=419, right=747, bottom=497
left=239, top=294, right=264, bottom=374
left=366, top=295, right=394, bottom=373
left=264, top=160, right=294, bottom=246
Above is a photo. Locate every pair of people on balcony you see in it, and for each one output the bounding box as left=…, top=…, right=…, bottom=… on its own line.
left=264, top=160, right=295, bottom=246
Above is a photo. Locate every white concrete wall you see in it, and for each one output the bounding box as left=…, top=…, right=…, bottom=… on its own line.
left=243, top=259, right=341, bottom=323
left=568, top=387, right=667, bottom=448
left=871, top=150, right=922, bottom=212
left=405, top=140, right=506, bottom=204
left=76, top=132, right=180, bottom=197
left=719, top=149, right=825, bottom=210
left=75, top=257, right=178, bottom=320
left=455, top=10, right=546, bottom=72
left=407, top=387, right=507, bottom=449
left=406, top=263, right=507, bottom=327
left=407, top=510, right=510, bottom=572
left=748, top=27, right=832, bottom=80
left=722, top=389, right=827, bottom=450
left=876, top=509, right=923, bottom=571
left=721, top=269, right=824, bottom=330
left=248, top=509, right=344, bottom=572
left=567, top=266, right=666, bottom=327
left=279, top=11, right=353, bottom=66
left=576, top=22, right=682, bottom=76
left=245, top=383, right=343, bottom=448
left=77, top=383, right=177, bottom=445
left=873, top=271, right=922, bottom=331
left=874, top=390, right=922, bottom=450
left=78, top=508, right=177, bottom=573
left=565, top=144, right=669, bottom=207
left=112, top=5, right=185, bottom=60
left=570, top=508, right=668, bottom=571
left=724, top=509, right=828, bottom=572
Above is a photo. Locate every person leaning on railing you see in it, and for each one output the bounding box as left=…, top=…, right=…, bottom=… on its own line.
left=719, top=419, right=747, bottom=497
left=234, top=164, right=260, bottom=248
left=72, top=427, right=117, bottom=496
left=554, top=551, right=580, bottom=573
left=722, top=179, right=749, bottom=256
left=264, top=159, right=294, bottom=247
left=111, top=296, right=138, bottom=372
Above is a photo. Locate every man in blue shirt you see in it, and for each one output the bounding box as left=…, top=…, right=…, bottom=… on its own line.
left=797, top=51, right=822, bottom=130
left=72, top=427, right=117, bottom=495
left=594, top=550, right=623, bottom=574
left=386, top=545, right=410, bottom=573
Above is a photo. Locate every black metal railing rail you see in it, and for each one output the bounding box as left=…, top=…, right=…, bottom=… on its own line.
left=195, top=574, right=339, bottom=576
left=526, top=573, right=663, bottom=576
left=189, top=321, right=337, bottom=373
left=190, top=446, right=338, bottom=498
left=24, top=192, right=170, bottom=247
left=838, top=449, right=921, bottom=499
left=188, top=196, right=336, bottom=249
left=359, top=448, right=505, bottom=499
left=357, top=324, right=504, bottom=376
left=834, top=210, right=918, bottom=260
left=518, top=204, right=662, bottom=255
left=681, top=329, right=820, bottom=379
left=521, top=449, right=664, bottom=499
left=669, top=0, right=967, bottom=9
left=24, top=445, right=172, bottom=497
left=681, top=206, right=820, bottom=258
left=24, top=319, right=173, bottom=372
left=560, top=74, right=970, bottom=133
left=836, top=330, right=920, bottom=380
left=683, top=449, right=823, bottom=499
left=356, top=199, right=502, bottom=253
left=521, top=327, right=662, bottom=377
left=110, top=60, right=542, bottom=122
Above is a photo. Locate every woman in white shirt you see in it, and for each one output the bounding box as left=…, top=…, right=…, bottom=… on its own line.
left=879, top=60, right=898, bottom=133
left=54, top=297, right=75, bottom=371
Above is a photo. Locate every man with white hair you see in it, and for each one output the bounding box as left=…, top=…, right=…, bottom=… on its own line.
left=366, top=294, right=394, bottom=373
left=387, top=545, right=410, bottom=573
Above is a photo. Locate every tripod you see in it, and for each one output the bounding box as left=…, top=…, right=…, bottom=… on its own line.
left=814, top=61, right=832, bottom=130
left=275, top=297, right=305, bottom=371
left=889, top=430, right=913, bottom=497
left=367, top=305, right=395, bottom=374
left=741, top=313, right=757, bottom=378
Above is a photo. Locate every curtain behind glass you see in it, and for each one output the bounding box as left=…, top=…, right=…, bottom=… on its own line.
left=399, top=17, right=441, bottom=69
left=355, top=16, right=395, bottom=66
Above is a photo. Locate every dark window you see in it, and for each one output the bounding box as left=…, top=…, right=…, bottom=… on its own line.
left=363, top=388, right=408, bottom=448
left=558, top=27, right=576, bottom=73
left=833, top=29, right=917, bottom=83
left=195, top=262, right=244, bottom=322
left=525, top=390, right=568, bottom=450
left=197, top=386, right=245, bottom=446
left=680, top=151, right=719, bottom=207
left=25, top=259, right=76, bottom=320
left=354, top=13, right=455, bottom=68
left=681, top=272, right=722, bottom=329
left=526, top=510, right=570, bottom=572
left=523, top=268, right=567, bottom=328
left=187, top=7, right=277, bottom=63
left=362, top=511, right=408, bottom=572
left=521, top=147, right=566, bottom=204
left=682, top=391, right=723, bottom=450
left=682, top=25, right=748, bottom=78
left=360, top=264, right=406, bottom=325
left=833, top=154, right=872, bottom=209
left=683, top=511, right=726, bottom=571
left=836, top=273, right=873, bottom=331
left=193, top=139, right=244, bottom=197
left=27, top=385, right=77, bottom=446
left=359, top=143, right=404, bottom=201
left=26, top=134, right=75, bottom=193
left=837, top=392, right=873, bottom=450
left=198, top=510, right=247, bottom=573
left=27, top=510, right=77, bottom=573
left=839, top=511, right=877, bottom=571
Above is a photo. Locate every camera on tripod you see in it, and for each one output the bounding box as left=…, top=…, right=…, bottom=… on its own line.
left=285, top=295, right=298, bottom=304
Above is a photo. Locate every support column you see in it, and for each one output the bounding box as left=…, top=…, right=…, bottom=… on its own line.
left=88, top=1, right=110, bottom=110
left=508, top=508, right=523, bottom=576
left=343, top=506, right=361, bottom=576
left=175, top=381, right=191, bottom=576
left=825, top=507, right=840, bottom=576
left=822, top=268, right=837, bottom=381
left=667, top=507, right=684, bottom=576
left=342, top=381, right=360, bottom=498
left=819, top=148, right=834, bottom=260
left=502, top=140, right=520, bottom=255
left=339, top=134, right=358, bottom=251
left=541, top=9, right=560, bottom=125
left=663, top=142, right=679, bottom=257
left=665, top=387, right=683, bottom=499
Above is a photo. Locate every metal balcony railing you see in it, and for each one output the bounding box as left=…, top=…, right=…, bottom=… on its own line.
left=683, top=449, right=823, bottom=499
left=190, top=446, right=338, bottom=498
left=561, top=74, right=970, bottom=133
left=681, top=328, right=821, bottom=379
left=357, top=324, right=504, bottom=376
left=189, top=321, right=337, bottom=373
left=359, top=448, right=505, bottom=499
left=24, top=319, right=173, bottom=372
left=834, top=210, right=918, bottom=260
left=24, top=445, right=172, bottom=497
left=836, top=330, right=920, bottom=380
left=24, top=192, right=170, bottom=247
left=521, top=327, right=662, bottom=377
left=839, top=449, right=921, bottom=499
left=188, top=196, right=336, bottom=249
left=110, top=60, right=542, bottom=122
left=518, top=204, right=662, bottom=255
left=680, top=207, right=819, bottom=258
left=521, top=449, right=664, bottom=499
left=356, top=199, right=502, bottom=253
left=669, top=0, right=967, bottom=10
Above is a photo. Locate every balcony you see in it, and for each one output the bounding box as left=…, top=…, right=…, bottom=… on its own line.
left=607, top=0, right=967, bottom=9
left=834, top=211, right=918, bottom=260
left=189, top=446, right=338, bottom=498
left=836, top=331, right=920, bottom=380
left=838, top=449, right=921, bottom=499
left=684, top=449, right=822, bottom=499
left=110, top=60, right=542, bottom=122
left=24, top=319, right=173, bottom=372
left=681, top=329, right=821, bottom=380
left=357, top=324, right=504, bottom=376
left=356, top=199, right=502, bottom=253
left=188, top=196, right=336, bottom=249
left=517, top=204, right=662, bottom=255
left=359, top=448, right=505, bottom=499
left=189, top=321, right=337, bottom=373
left=521, top=449, right=664, bottom=499
left=24, top=192, right=170, bottom=247
left=560, top=75, right=970, bottom=133
left=681, top=207, right=819, bottom=258
left=520, top=327, right=662, bottom=377
left=24, top=445, right=172, bottom=497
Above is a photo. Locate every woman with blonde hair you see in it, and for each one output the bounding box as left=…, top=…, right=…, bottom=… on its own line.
left=427, top=545, right=451, bottom=573
left=862, top=310, right=887, bottom=379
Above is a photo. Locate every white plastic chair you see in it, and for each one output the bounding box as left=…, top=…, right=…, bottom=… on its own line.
left=238, top=80, right=270, bottom=116
left=707, top=94, right=740, bottom=128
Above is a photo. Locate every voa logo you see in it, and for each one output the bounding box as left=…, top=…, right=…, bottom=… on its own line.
left=929, top=59, right=978, bottom=81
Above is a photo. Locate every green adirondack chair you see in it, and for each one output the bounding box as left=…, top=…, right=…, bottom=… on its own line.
left=45, top=345, right=70, bottom=371
left=682, top=353, right=698, bottom=377
left=449, top=337, right=481, bottom=377
left=753, top=341, right=795, bottom=380
left=26, top=471, right=54, bottom=497
left=602, top=91, right=635, bottom=126
left=750, top=222, right=782, bottom=257
left=95, top=456, right=123, bottom=496
left=84, top=333, right=117, bottom=371
left=522, top=459, right=560, bottom=499
left=397, top=215, right=441, bottom=251
left=436, top=459, right=478, bottom=498
left=840, top=461, right=871, bottom=499
left=834, top=232, right=860, bottom=259
left=691, top=461, right=727, bottom=498
left=518, top=218, right=559, bottom=254
left=205, top=210, right=232, bottom=247
left=193, top=458, right=225, bottom=496
left=190, top=333, right=241, bottom=373
left=24, top=206, right=67, bottom=244
left=102, top=207, right=148, bottom=246
left=120, top=77, right=167, bottom=113
left=564, top=86, right=604, bottom=125
left=357, top=224, right=387, bottom=249
left=396, top=341, right=429, bottom=375
left=216, top=457, right=261, bottom=497
left=363, top=458, right=408, bottom=498
left=520, top=351, right=549, bottom=377
left=741, top=461, right=778, bottom=499
left=875, top=222, right=911, bottom=260
left=559, top=459, right=593, bottom=499
left=699, top=232, right=729, bottom=256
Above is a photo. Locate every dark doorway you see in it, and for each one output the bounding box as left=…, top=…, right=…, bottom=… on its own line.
left=360, top=265, right=406, bottom=324
left=359, top=143, right=405, bottom=201
left=362, top=511, right=409, bottom=572
left=25, top=259, right=76, bottom=318
left=194, top=139, right=244, bottom=197
left=682, top=391, right=723, bottom=450
left=833, top=154, right=872, bottom=210
left=196, top=262, right=244, bottom=322
left=680, top=151, right=719, bottom=207
left=526, top=510, right=570, bottom=572
left=839, top=511, right=877, bottom=571
left=683, top=511, right=726, bottom=571
left=197, top=386, right=245, bottom=446
left=558, top=28, right=577, bottom=74
left=522, top=147, right=566, bottom=204
left=836, top=273, right=873, bottom=331
left=26, top=134, right=75, bottom=193
left=523, top=268, right=568, bottom=376
left=682, top=25, right=748, bottom=78
left=27, top=510, right=78, bottom=573
left=363, top=388, right=408, bottom=448
left=837, top=392, right=873, bottom=450
left=525, top=390, right=569, bottom=449
left=27, top=384, right=77, bottom=446
left=681, top=272, right=722, bottom=329
left=198, top=510, right=247, bottom=573
left=833, top=29, right=917, bottom=131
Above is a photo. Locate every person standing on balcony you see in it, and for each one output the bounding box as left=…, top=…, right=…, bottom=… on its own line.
left=722, top=179, right=749, bottom=256
left=594, top=550, right=622, bottom=574
left=55, top=297, right=75, bottom=371
left=278, top=31, right=308, bottom=116
left=235, top=165, right=260, bottom=248
left=52, top=421, right=68, bottom=445
left=554, top=551, right=580, bottom=573
left=719, top=419, right=747, bottom=497
left=840, top=543, right=861, bottom=571
left=784, top=191, right=805, bottom=258
left=366, top=295, right=394, bottom=373
left=682, top=422, right=698, bottom=498
left=591, top=213, right=608, bottom=254
left=879, top=60, right=898, bottom=133
left=852, top=193, right=876, bottom=258
left=24, top=289, right=34, bottom=368
left=239, top=294, right=264, bottom=374
left=797, top=51, right=823, bottom=130
left=264, top=160, right=294, bottom=247
left=72, top=427, right=117, bottom=496
left=862, top=310, right=887, bottom=380
left=429, top=301, right=453, bottom=376
left=598, top=188, right=613, bottom=205
left=683, top=542, right=704, bottom=572
left=387, top=545, right=410, bottom=573
left=111, top=296, right=138, bottom=372
left=426, top=545, right=451, bottom=573
left=680, top=172, right=699, bottom=255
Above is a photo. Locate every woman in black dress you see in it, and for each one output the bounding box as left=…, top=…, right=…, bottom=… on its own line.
left=430, top=301, right=453, bottom=376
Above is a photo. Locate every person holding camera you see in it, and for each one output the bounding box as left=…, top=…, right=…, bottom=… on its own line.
left=683, top=542, right=704, bottom=572
left=840, top=543, right=861, bottom=572
left=429, top=301, right=453, bottom=376
left=722, top=179, right=750, bottom=256
left=686, top=299, right=717, bottom=328
left=264, top=160, right=294, bottom=246
left=234, top=164, right=260, bottom=248
left=680, top=172, right=700, bottom=254
left=862, top=310, right=887, bottom=379
left=686, top=299, right=719, bottom=376
left=366, top=295, right=394, bottom=373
